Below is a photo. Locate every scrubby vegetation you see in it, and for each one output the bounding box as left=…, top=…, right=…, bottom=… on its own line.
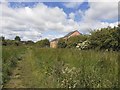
left=1, top=25, right=120, bottom=88
left=58, top=25, right=120, bottom=51
left=2, top=47, right=119, bottom=88
left=35, top=39, right=50, bottom=48
left=2, top=46, right=26, bottom=84
left=1, top=25, right=120, bottom=51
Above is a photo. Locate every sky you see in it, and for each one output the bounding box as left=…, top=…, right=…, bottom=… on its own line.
left=0, top=0, right=119, bottom=42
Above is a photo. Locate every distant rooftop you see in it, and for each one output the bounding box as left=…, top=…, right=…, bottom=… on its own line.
left=64, top=30, right=81, bottom=38
left=50, top=30, right=81, bottom=42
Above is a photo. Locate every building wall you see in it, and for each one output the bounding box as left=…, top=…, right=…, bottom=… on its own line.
left=50, top=31, right=80, bottom=48
left=50, top=41, right=58, bottom=48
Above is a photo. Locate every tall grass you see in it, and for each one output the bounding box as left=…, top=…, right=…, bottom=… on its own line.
left=21, top=47, right=119, bottom=88
left=2, top=46, right=26, bottom=84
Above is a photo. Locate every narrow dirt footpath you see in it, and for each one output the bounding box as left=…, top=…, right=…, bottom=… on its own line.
left=3, top=47, right=40, bottom=88
left=4, top=59, right=25, bottom=88
left=3, top=49, right=29, bottom=88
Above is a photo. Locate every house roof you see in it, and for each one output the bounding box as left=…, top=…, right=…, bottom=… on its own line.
left=64, top=30, right=80, bottom=38
left=50, top=30, right=81, bottom=42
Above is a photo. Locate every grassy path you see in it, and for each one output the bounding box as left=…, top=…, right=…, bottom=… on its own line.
left=19, top=48, right=38, bottom=88
left=3, top=47, right=119, bottom=88
left=3, top=48, right=31, bottom=88
left=4, top=59, right=25, bottom=88
left=4, top=47, right=39, bottom=88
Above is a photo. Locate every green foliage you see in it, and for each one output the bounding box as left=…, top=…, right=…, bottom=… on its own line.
left=36, top=39, right=50, bottom=48
left=1, top=26, right=120, bottom=51
left=66, top=35, right=88, bottom=48
left=57, top=35, right=88, bottom=48
left=2, top=40, right=14, bottom=46
left=2, top=46, right=119, bottom=88
left=2, top=46, right=26, bottom=83
left=26, top=40, right=34, bottom=45
left=57, top=26, right=120, bottom=51
left=15, top=36, right=21, bottom=41
left=20, top=48, right=118, bottom=88
left=58, top=39, right=67, bottom=48
left=89, top=26, right=120, bottom=50
left=1, top=25, right=120, bottom=88
left=0, top=36, right=5, bottom=41
left=77, top=40, right=91, bottom=50
left=2, top=37, right=22, bottom=46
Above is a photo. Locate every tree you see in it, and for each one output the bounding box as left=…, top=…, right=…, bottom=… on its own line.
left=36, top=39, right=50, bottom=48
left=118, top=24, right=120, bottom=27
left=0, top=36, right=5, bottom=41
left=15, top=36, right=21, bottom=41
left=0, top=36, right=5, bottom=45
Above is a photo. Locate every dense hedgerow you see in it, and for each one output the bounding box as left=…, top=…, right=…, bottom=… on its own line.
left=58, top=26, right=120, bottom=51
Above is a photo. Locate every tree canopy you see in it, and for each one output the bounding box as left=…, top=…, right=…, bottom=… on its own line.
left=36, top=39, right=50, bottom=48
left=15, top=36, right=21, bottom=41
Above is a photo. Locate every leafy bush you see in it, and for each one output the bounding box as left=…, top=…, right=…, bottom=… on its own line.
left=58, top=39, right=67, bottom=48
left=89, top=26, right=120, bottom=51
left=36, top=39, right=50, bottom=48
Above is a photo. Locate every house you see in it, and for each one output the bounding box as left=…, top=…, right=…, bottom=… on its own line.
left=50, top=30, right=81, bottom=48
left=50, top=39, right=59, bottom=48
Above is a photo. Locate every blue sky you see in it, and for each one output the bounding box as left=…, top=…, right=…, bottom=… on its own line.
left=8, top=2, right=90, bottom=22
left=8, top=2, right=39, bottom=8
left=43, top=2, right=89, bottom=13
left=0, top=1, right=118, bottom=41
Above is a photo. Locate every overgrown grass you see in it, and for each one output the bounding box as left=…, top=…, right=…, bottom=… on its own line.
left=2, top=46, right=26, bottom=84
left=21, top=47, right=119, bottom=88
left=1, top=46, right=119, bottom=88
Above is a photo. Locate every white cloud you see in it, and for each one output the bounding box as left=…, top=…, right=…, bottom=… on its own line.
left=83, top=2, right=118, bottom=22
left=73, top=21, right=118, bottom=35
left=77, top=2, right=118, bottom=34
left=63, top=2, right=84, bottom=8
left=69, top=12, right=75, bottom=20
left=0, top=2, right=80, bottom=41
left=88, top=0, right=119, bottom=2
left=69, top=10, right=84, bottom=21
left=44, top=34, right=64, bottom=41
left=0, top=2, right=118, bottom=41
